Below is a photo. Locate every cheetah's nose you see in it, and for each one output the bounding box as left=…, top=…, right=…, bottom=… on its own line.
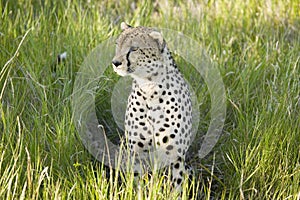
left=112, top=60, right=122, bottom=67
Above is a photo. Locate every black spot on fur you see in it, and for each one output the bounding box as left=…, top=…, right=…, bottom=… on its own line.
left=162, top=136, right=168, bottom=143
left=138, top=142, right=144, bottom=148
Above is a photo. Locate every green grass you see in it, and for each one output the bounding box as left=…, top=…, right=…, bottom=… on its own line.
left=1, top=0, right=299, bottom=199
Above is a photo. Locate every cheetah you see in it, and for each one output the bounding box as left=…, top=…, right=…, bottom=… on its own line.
left=112, top=22, right=193, bottom=190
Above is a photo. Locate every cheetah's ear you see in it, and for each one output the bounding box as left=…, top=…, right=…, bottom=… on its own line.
left=121, top=22, right=132, bottom=31
left=149, top=31, right=166, bottom=52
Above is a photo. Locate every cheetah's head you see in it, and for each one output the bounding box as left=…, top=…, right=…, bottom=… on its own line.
left=112, top=22, right=166, bottom=79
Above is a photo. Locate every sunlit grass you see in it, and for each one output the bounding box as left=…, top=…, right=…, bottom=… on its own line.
left=1, top=0, right=299, bottom=199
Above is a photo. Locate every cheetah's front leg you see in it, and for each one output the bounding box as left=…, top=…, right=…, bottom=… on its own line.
left=169, top=157, right=194, bottom=198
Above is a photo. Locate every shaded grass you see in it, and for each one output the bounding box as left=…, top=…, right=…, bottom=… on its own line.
left=1, top=0, right=299, bottom=199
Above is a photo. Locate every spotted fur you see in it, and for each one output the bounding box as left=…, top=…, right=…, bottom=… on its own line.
left=112, top=22, right=193, bottom=190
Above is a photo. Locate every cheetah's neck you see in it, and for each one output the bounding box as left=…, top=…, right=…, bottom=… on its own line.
left=131, top=48, right=176, bottom=87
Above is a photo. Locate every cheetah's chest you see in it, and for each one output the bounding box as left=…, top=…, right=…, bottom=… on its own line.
left=124, top=70, right=193, bottom=158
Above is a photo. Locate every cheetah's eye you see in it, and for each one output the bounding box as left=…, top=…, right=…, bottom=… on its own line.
left=130, top=46, right=139, bottom=52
